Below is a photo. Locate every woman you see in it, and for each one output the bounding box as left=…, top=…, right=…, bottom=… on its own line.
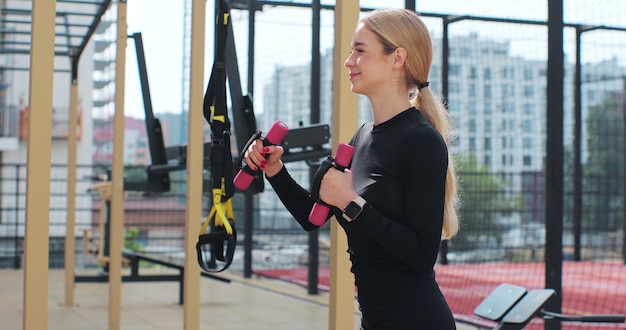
left=244, top=8, right=459, bottom=329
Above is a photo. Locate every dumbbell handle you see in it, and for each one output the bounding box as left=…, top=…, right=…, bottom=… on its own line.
left=308, top=143, right=354, bottom=226
left=233, top=121, right=289, bottom=191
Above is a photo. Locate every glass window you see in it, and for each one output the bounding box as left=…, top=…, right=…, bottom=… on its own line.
left=469, top=66, right=477, bottom=79
left=524, top=85, right=534, bottom=97
left=522, top=119, right=533, bottom=132
left=485, top=102, right=493, bottom=114
left=523, top=137, right=532, bottom=149
left=469, top=84, right=477, bottom=97
left=450, top=64, right=461, bottom=76
left=523, top=155, right=532, bottom=166
left=449, top=82, right=461, bottom=93
left=469, top=102, right=477, bottom=115
left=523, top=103, right=533, bottom=115
left=524, top=68, right=533, bottom=80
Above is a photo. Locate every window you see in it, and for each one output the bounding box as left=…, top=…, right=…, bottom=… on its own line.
left=447, top=98, right=459, bottom=113
left=502, top=102, right=515, bottom=113
left=502, top=84, right=509, bottom=98
left=484, top=85, right=492, bottom=98
left=469, top=137, right=476, bottom=151
left=450, top=64, right=461, bottom=76
left=522, top=119, right=533, bottom=133
left=523, top=103, right=533, bottom=115
left=523, top=137, right=532, bottom=149
left=485, top=119, right=492, bottom=132
left=484, top=68, right=491, bottom=80
left=469, top=102, right=477, bottom=115
left=469, top=84, right=477, bottom=97
left=469, top=66, right=477, bottom=79
left=524, top=68, right=533, bottom=80
left=484, top=137, right=492, bottom=151
left=469, top=119, right=476, bottom=132
left=484, top=102, right=493, bottom=114
left=449, top=82, right=461, bottom=93
left=502, top=155, right=514, bottom=166
left=523, top=155, right=532, bottom=166
left=524, top=85, right=534, bottom=97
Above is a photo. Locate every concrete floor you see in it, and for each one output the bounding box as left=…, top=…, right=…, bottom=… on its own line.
left=0, top=269, right=479, bottom=329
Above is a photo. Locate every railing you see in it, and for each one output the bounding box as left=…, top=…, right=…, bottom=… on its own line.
left=0, top=163, right=623, bottom=329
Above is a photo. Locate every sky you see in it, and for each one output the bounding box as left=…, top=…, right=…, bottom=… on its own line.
left=123, top=0, right=626, bottom=119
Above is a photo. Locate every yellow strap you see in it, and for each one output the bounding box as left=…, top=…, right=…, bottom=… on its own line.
left=199, top=207, right=216, bottom=235
left=210, top=106, right=226, bottom=124
left=198, top=188, right=234, bottom=236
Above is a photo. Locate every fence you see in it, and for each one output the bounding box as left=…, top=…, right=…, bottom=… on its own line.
left=0, top=161, right=623, bottom=328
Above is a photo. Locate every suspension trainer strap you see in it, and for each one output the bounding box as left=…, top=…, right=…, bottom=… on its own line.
left=197, top=0, right=236, bottom=273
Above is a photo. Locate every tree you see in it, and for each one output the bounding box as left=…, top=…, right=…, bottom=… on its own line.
left=583, top=97, right=624, bottom=231
left=452, top=155, right=514, bottom=251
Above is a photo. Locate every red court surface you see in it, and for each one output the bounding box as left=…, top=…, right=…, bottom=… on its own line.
left=255, top=261, right=626, bottom=330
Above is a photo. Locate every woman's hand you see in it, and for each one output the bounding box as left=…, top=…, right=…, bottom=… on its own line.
left=318, top=168, right=358, bottom=211
left=243, top=139, right=285, bottom=177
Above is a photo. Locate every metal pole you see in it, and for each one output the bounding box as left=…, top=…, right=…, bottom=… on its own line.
left=439, top=17, right=451, bottom=265
left=13, top=164, right=20, bottom=269
left=622, top=76, right=626, bottom=266
left=307, top=0, right=322, bottom=296
left=405, top=0, right=415, bottom=11
left=573, top=27, right=583, bottom=261
left=545, top=0, right=565, bottom=329
left=243, top=0, right=257, bottom=279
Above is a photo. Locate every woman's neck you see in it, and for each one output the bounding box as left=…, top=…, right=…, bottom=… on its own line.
left=369, top=96, right=412, bottom=125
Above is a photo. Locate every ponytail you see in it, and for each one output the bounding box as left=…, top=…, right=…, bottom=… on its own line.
left=412, top=86, right=459, bottom=240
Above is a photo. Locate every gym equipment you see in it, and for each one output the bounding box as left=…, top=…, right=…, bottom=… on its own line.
left=472, top=283, right=625, bottom=330
left=308, top=143, right=354, bottom=226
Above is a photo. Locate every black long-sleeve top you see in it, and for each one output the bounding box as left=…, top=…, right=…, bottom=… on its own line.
left=267, top=108, right=448, bottom=289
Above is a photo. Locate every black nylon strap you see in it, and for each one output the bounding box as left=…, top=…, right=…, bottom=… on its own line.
left=310, top=155, right=350, bottom=204
left=310, top=156, right=334, bottom=202
left=204, top=0, right=234, bottom=199
left=237, top=130, right=263, bottom=169
left=196, top=226, right=237, bottom=273
left=197, top=0, right=236, bottom=273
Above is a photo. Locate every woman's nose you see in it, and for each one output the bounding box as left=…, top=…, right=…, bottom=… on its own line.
left=344, top=56, right=353, bottom=67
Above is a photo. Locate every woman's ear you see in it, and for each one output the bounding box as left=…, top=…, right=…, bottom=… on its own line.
left=393, top=47, right=407, bottom=68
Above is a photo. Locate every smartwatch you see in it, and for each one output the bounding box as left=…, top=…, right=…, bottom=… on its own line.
left=342, top=196, right=367, bottom=222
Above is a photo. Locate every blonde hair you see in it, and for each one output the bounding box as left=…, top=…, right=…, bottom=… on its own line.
left=361, top=9, right=459, bottom=239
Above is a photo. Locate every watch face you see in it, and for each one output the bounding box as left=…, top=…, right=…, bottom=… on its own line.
left=344, top=201, right=362, bottom=219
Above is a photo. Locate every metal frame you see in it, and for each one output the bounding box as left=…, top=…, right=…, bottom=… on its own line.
left=1, top=0, right=112, bottom=63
